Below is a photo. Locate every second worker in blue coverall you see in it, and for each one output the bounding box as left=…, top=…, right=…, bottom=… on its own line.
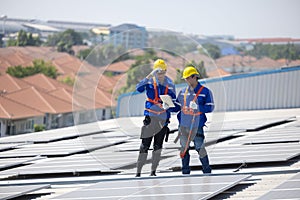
left=171, top=66, right=214, bottom=175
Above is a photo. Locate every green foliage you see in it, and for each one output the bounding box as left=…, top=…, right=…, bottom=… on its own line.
left=174, top=60, right=207, bottom=84
left=245, top=43, right=300, bottom=60
left=6, top=38, right=17, bottom=46
left=6, top=30, right=42, bottom=47
left=60, top=76, right=75, bottom=86
left=201, top=43, right=221, bottom=59
left=34, top=124, right=45, bottom=132
left=85, top=44, right=127, bottom=66
left=119, top=51, right=158, bottom=94
left=77, top=48, right=92, bottom=60
left=46, top=29, right=83, bottom=54
left=6, top=59, right=58, bottom=78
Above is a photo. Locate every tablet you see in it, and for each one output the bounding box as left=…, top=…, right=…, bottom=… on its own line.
left=160, top=95, right=175, bottom=107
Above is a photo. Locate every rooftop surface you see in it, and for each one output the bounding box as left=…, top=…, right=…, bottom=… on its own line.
left=0, top=108, right=299, bottom=200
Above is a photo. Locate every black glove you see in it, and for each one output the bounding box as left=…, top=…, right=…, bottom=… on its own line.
left=143, top=116, right=151, bottom=126
left=164, top=126, right=170, bottom=142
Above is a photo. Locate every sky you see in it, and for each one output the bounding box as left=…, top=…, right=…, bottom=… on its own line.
left=1, top=0, right=300, bottom=39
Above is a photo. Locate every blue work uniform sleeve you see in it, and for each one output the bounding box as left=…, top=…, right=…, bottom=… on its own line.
left=198, top=88, right=214, bottom=113
left=136, top=78, right=149, bottom=93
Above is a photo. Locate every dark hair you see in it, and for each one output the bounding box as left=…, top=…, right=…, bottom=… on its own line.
left=191, top=74, right=199, bottom=80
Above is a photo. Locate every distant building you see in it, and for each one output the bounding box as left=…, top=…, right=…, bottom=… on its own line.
left=109, top=23, right=148, bottom=49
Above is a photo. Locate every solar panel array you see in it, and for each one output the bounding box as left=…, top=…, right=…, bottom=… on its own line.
left=0, top=113, right=299, bottom=199
left=51, top=174, right=251, bottom=200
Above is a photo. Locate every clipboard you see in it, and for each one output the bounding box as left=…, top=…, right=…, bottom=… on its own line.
left=160, top=95, right=175, bottom=107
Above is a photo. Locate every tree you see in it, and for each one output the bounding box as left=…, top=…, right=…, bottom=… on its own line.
left=174, top=60, right=207, bottom=84
left=46, top=29, right=83, bottom=54
left=201, top=43, right=221, bottom=59
left=245, top=43, right=300, bottom=60
left=6, top=59, right=58, bottom=78
left=119, top=51, right=157, bottom=94
left=84, top=44, right=127, bottom=66
left=6, top=30, right=42, bottom=47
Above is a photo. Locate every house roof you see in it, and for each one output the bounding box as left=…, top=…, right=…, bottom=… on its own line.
left=5, top=87, right=73, bottom=114
left=215, top=55, right=258, bottom=68
left=49, top=88, right=105, bottom=109
left=22, top=73, right=73, bottom=92
left=0, top=95, right=43, bottom=119
left=0, top=74, right=31, bottom=93
left=251, top=57, right=282, bottom=68
left=0, top=46, right=95, bottom=78
left=207, top=67, right=231, bottom=77
left=105, top=60, right=134, bottom=73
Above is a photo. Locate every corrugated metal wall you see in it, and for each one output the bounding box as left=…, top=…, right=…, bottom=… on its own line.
left=117, top=66, right=300, bottom=117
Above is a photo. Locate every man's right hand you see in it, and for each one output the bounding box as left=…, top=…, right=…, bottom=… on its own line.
left=146, top=68, right=161, bottom=79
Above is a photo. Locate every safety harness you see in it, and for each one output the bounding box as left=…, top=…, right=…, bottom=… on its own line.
left=145, top=77, right=168, bottom=115
left=182, top=85, right=204, bottom=115
left=180, top=85, right=204, bottom=159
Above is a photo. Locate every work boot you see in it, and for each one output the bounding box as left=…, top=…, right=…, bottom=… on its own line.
left=151, top=149, right=162, bottom=174
left=181, top=152, right=190, bottom=174
left=136, top=152, right=148, bottom=175
left=150, top=171, right=156, bottom=176
left=200, top=155, right=211, bottom=174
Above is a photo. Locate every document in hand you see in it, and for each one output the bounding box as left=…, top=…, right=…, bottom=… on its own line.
left=159, top=95, right=175, bottom=107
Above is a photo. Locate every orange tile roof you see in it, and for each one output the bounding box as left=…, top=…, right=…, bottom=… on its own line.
left=49, top=88, right=105, bottom=109
left=251, top=57, right=282, bottom=68
left=78, top=87, right=113, bottom=107
left=215, top=55, right=257, bottom=68
left=6, top=87, right=73, bottom=114
left=22, top=73, right=73, bottom=92
left=0, top=95, right=43, bottom=119
left=0, top=46, right=96, bottom=78
left=207, top=67, right=230, bottom=77
left=105, top=60, right=134, bottom=73
left=0, top=74, right=31, bottom=93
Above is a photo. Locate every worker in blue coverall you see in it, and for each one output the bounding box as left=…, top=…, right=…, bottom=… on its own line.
left=135, top=59, right=176, bottom=177
left=171, top=66, right=214, bottom=175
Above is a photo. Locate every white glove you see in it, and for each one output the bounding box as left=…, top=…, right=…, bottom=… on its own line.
left=162, top=102, right=169, bottom=110
left=146, top=68, right=162, bottom=79
left=189, top=101, right=198, bottom=110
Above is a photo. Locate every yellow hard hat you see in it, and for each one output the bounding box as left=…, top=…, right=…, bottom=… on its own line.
left=153, top=59, right=167, bottom=71
left=182, top=66, right=199, bottom=79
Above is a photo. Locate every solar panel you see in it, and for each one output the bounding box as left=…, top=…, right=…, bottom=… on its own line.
left=51, top=174, right=251, bottom=200
left=160, top=143, right=300, bottom=169
left=207, top=117, right=295, bottom=131
left=0, top=184, right=50, bottom=200
left=0, top=156, right=44, bottom=170
left=256, top=172, right=300, bottom=200
left=0, top=143, right=26, bottom=151
left=0, top=121, right=113, bottom=144
left=0, top=134, right=131, bottom=158
left=230, top=123, right=300, bottom=145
